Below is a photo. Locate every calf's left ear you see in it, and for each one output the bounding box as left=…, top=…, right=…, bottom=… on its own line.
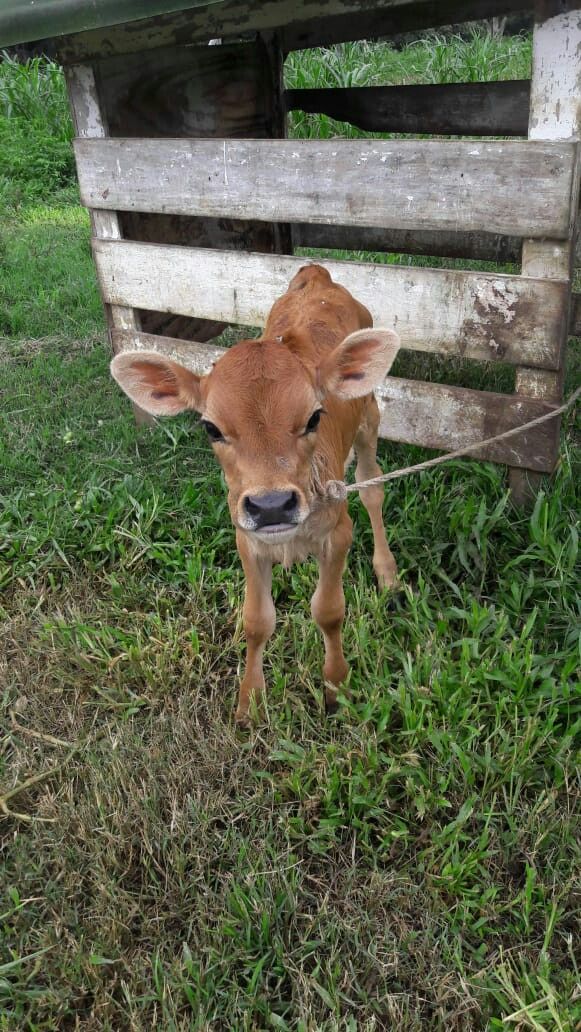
left=110, top=350, right=204, bottom=416
left=319, top=328, right=400, bottom=400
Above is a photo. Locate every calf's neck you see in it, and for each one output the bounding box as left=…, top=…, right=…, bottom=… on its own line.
left=111, top=264, right=400, bottom=725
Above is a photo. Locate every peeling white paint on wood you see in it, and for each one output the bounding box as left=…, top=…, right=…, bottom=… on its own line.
left=528, top=9, right=581, bottom=142
left=509, top=5, right=581, bottom=498
left=95, top=240, right=567, bottom=369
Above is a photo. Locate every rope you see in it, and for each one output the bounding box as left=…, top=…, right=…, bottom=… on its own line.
left=323, top=384, right=581, bottom=502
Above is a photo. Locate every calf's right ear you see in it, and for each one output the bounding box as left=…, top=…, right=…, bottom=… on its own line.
left=110, top=351, right=204, bottom=416
left=319, top=328, right=400, bottom=400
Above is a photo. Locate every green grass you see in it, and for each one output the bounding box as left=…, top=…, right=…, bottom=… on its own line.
left=0, top=52, right=74, bottom=208
left=1, top=34, right=580, bottom=1032
left=0, top=198, right=104, bottom=338
left=286, top=32, right=531, bottom=139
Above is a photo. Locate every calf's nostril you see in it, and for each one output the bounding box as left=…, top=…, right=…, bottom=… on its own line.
left=244, top=496, right=261, bottom=516
left=283, top=491, right=298, bottom=512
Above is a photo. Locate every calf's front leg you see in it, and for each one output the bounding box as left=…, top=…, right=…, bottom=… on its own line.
left=235, top=533, right=275, bottom=727
left=311, top=510, right=353, bottom=712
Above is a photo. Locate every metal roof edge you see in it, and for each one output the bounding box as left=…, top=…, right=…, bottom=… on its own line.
left=0, top=0, right=223, bottom=49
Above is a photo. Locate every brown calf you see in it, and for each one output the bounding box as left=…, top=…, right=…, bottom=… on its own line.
left=111, top=264, right=400, bottom=725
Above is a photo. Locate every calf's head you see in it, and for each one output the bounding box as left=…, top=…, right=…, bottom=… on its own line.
left=111, top=328, right=399, bottom=542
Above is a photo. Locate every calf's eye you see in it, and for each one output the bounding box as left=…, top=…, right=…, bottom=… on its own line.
left=201, top=419, right=225, bottom=443
left=304, top=409, right=324, bottom=435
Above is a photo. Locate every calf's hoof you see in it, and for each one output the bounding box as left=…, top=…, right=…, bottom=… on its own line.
left=374, top=563, right=399, bottom=592
left=324, top=683, right=350, bottom=715
left=234, top=707, right=251, bottom=730
left=324, top=690, right=339, bottom=716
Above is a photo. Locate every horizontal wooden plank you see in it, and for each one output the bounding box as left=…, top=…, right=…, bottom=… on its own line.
left=285, top=81, right=530, bottom=137
left=94, top=241, right=567, bottom=369
left=57, top=0, right=532, bottom=63
left=376, top=377, right=558, bottom=472
left=112, top=328, right=558, bottom=472
left=75, top=137, right=577, bottom=240
left=292, top=224, right=522, bottom=263
left=112, top=329, right=227, bottom=373
left=280, top=0, right=533, bottom=51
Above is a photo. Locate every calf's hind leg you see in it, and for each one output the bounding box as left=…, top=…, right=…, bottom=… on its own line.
left=354, top=398, right=398, bottom=590
left=311, top=510, right=352, bottom=712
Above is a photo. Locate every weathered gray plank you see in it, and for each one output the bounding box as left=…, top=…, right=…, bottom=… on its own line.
left=509, top=4, right=581, bottom=503
left=112, top=329, right=227, bottom=374
left=74, top=136, right=578, bottom=240
left=376, top=377, right=558, bottom=472
left=56, top=0, right=531, bottom=63
left=94, top=241, right=567, bottom=369
left=281, top=0, right=533, bottom=51
left=285, top=81, right=530, bottom=137
left=529, top=3, right=581, bottom=142
left=292, top=224, right=522, bottom=263
left=111, top=328, right=558, bottom=472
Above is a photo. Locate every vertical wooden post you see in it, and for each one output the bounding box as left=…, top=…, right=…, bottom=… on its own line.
left=260, top=31, right=293, bottom=258
left=508, top=3, right=581, bottom=504
left=64, top=63, right=152, bottom=425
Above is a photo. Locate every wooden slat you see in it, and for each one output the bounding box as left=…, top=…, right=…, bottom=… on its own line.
left=292, top=223, right=522, bottom=263
left=111, top=328, right=558, bottom=472
left=285, top=81, right=530, bottom=137
left=509, top=4, right=581, bottom=502
left=74, top=137, right=577, bottom=240
left=280, top=0, right=533, bottom=51
left=113, top=329, right=227, bottom=373
left=57, top=0, right=532, bottom=63
left=94, top=241, right=567, bottom=369
left=376, top=377, right=558, bottom=471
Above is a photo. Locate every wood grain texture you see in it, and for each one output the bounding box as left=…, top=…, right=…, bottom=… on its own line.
left=65, top=67, right=136, bottom=327
left=281, top=0, right=533, bottom=51
left=74, top=136, right=578, bottom=240
left=285, top=81, right=530, bottom=137
left=111, top=328, right=558, bottom=472
left=65, top=63, right=151, bottom=425
left=292, top=223, right=522, bottom=263
left=56, top=0, right=532, bottom=63
left=94, top=38, right=284, bottom=139
left=94, top=241, right=567, bottom=369
left=376, top=377, right=558, bottom=471
left=112, top=329, right=226, bottom=373
left=509, top=4, right=581, bottom=502
left=529, top=5, right=581, bottom=141
left=90, top=37, right=290, bottom=342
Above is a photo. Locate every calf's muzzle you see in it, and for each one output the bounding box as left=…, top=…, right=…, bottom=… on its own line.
left=243, top=489, right=299, bottom=531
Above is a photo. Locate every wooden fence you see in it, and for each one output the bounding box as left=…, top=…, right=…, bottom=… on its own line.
left=60, top=0, right=580, bottom=502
